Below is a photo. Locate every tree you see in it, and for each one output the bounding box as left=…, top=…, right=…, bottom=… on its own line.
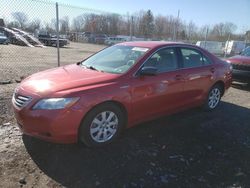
left=108, top=14, right=121, bottom=35
left=60, top=16, right=69, bottom=34
left=27, top=19, right=41, bottom=32
left=246, top=30, right=250, bottom=43
left=211, top=22, right=237, bottom=41
left=141, top=10, right=154, bottom=38
left=180, top=30, right=186, bottom=40
left=186, top=21, right=197, bottom=41
left=72, top=15, right=85, bottom=32
left=12, top=12, right=28, bottom=29
left=155, top=15, right=167, bottom=39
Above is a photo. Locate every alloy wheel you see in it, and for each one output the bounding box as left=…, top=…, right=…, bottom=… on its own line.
left=90, top=111, right=118, bottom=143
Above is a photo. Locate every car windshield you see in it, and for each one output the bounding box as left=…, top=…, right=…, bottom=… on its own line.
left=81, top=45, right=149, bottom=74
left=241, top=47, right=250, bottom=57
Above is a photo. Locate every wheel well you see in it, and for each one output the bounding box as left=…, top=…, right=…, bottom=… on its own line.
left=78, top=100, right=128, bottom=138
left=214, top=81, right=225, bottom=96
left=101, top=100, right=128, bottom=121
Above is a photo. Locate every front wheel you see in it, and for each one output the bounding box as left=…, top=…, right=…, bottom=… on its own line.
left=203, top=84, right=222, bottom=111
left=79, top=103, right=125, bottom=147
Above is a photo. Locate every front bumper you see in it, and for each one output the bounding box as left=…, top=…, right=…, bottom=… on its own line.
left=232, top=69, right=250, bottom=83
left=13, top=101, right=85, bottom=144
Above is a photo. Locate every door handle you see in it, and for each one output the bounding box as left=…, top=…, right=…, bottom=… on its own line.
left=210, top=67, right=215, bottom=73
left=175, top=74, right=183, bottom=80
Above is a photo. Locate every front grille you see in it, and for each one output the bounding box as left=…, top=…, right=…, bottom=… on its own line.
left=12, top=93, right=32, bottom=108
left=232, top=64, right=250, bottom=71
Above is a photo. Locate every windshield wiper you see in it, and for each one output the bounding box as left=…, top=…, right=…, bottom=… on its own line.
left=80, top=64, right=102, bottom=72
left=88, top=66, right=99, bottom=71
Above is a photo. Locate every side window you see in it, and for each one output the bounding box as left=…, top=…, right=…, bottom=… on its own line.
left=180, top=48, right=203, bottom=68
left=143, top=48, right=178, bottom=73
left=202, top=55, right=212, bottom=65
left=180, top=48, right=212, bottom=68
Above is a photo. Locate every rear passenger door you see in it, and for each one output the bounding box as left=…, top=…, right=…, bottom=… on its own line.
left=178, top=47, right=215, bottom=105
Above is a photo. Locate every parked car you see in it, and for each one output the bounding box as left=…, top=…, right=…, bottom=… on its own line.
left=12, top=42, right=232, bottom=147
left=38, top=34, right=68, bottom=47
left=94, top=34, right=107, bottom=44
left=196, top=41, right=224, bottom=56
left=224, top=40, right=246, bottom=56
left=226, top=46, right=250, bottom=83
left=0, top=32, right=9, bottom=44
left=105, top=36, right=128, bottom=46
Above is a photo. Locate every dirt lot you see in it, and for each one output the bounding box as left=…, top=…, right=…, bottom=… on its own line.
left=0, top=42, right=106, bottom=81
left=0, top=43, right=250, bottom=188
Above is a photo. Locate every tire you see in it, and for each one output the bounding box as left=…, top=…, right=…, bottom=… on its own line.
left=79, top=103, right=126, bottom=147
left=203, top=84, right=222, bottom=111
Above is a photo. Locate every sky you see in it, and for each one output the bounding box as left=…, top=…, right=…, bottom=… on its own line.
left=57, top=0, right=250, bottom=32
left=0, top=0, right=250, bottom=33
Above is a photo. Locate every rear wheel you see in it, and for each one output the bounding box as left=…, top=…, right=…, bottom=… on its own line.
left=79, top=103, right=125, bottom=147
left=203, top=84, right=222, bottom=111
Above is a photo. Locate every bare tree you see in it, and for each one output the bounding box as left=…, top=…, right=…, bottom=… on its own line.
left=12, top=12, right=28, bottom=29
left=246, top=30, right=250, bottom=42
left=60, top=16, right=69, bottom=34
left=155, top=15, right=167, bottom=39
left=211, top=22, right=237, bottom=41
left=186, top=21, right=198, bottom=41
left=108, top=14, right=121, bottom=35
left=68, top=9, right=242, bottom=42
left=27, top=19, right=41, bottom=32
left=141, top=10, right=154, bottom=38
left=72, top=15, right=85, bottom=32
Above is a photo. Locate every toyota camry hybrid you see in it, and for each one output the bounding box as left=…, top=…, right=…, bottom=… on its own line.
left=12, top=42, right=232, bottom=147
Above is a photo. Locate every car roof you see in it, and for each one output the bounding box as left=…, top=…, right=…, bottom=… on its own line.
left=118, top=41, right=186, bottom=49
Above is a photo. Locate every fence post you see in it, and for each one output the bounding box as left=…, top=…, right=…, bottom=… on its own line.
left=56, top=2, right=60, bottom=67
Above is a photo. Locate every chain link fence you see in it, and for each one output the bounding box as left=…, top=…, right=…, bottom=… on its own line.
left=0, top=0, right=249, bottom=83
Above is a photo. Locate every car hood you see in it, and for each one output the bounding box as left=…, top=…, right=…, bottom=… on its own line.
left=19, top=64, right=119, bottom=96
left=228, top=55, right=250, bottom=65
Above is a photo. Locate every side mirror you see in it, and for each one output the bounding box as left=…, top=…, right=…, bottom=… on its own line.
left=139, top=66, right=158, bottom=76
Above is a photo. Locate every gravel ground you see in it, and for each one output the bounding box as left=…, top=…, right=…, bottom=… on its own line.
left=0, top=43, right=250, bottom=188
left=0, top=42, right=105, bottom=82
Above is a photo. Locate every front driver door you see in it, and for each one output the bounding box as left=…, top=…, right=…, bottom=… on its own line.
left=130, top=47, right=185, bottom=123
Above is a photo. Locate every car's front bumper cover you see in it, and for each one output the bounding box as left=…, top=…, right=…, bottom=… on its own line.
left=232, top=69, right=250, bottom=83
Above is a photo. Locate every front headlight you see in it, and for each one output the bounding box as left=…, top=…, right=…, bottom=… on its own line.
left=33, top=97, right=79, bottom=110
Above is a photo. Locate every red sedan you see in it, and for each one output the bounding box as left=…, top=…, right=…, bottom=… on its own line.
left=226, top=46, right=250, bottom=83
left=12, top=42, right=232, bottom=147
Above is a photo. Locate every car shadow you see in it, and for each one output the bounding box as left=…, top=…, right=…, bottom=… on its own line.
left=23, top=101, right=250, bottom=187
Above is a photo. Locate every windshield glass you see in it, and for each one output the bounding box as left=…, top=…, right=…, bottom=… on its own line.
left=81, top=45, right=149, bottom=74
left=241, top=47, right=250, bottom=57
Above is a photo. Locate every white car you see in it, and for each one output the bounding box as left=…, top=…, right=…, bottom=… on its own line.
left=0, top=32, right=9, bottom=44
